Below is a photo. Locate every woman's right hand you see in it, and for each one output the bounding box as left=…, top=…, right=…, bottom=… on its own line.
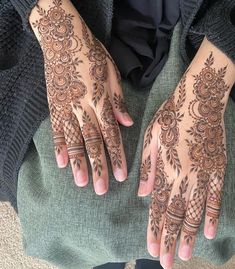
left=29, top=0, right=133, bottom=195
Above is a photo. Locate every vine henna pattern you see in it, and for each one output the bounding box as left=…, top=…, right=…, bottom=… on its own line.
left=183, top=52, right=229, bottom=243
left=113, top=93, right=128, bottom=113
left=142, top=74, right=187, bottom=182
left=101, top=96, right=122, bottom=168
left=80, top=17, right=108, bottom=107
left=150, top=147, right=173, bottom=238
left=82, top=111, right=102, bottom=176
left=32, top=0, right=86, bottom=169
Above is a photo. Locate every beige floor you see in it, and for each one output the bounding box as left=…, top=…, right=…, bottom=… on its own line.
left=0, top=201, right=234, bottom=269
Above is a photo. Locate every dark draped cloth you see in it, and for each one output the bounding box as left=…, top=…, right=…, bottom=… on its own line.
left=109, top=0, right=180, bottom=90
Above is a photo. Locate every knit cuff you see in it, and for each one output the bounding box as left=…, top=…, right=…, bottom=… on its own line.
left=190, top=0, right=235, bottom=63
left=9, top=0, right=38, bottom=34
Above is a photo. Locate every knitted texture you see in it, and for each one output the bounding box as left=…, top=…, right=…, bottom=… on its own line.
left=0, top=0, right=49, bottom=210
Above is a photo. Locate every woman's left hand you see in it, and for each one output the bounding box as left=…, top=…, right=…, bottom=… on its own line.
left=138, top=38, right=235, bottom=269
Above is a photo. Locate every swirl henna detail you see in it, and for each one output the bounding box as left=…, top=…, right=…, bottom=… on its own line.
left=183, top=52, right=229, bottom=243
left=101, top=96, right=122, bottom=168
left=32, top=0, right=86, bottom=167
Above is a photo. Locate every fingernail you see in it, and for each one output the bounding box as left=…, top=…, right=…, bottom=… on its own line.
left=161, top=253, right=173, bottom=269
left=114, top=168, right=127, bottom=182
left=57, top=154, right=66, bottom=168
left=207, top=226, right=216, bottom=239
left=123, top=113, right=134, bottom=125
left=179, top=245, right=191, bottom=260
left=148, top=243, right=159, bottom=257
left=95, top=178, right=107, bottom=195
left=138, top=181, right=147, bottom=196
left=75, top=170, right=88, bottom=187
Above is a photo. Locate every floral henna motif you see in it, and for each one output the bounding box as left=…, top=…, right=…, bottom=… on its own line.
left=150, top=147, right=173, bottom=238
left=143, top=74, right=186, bottom=173
left=32, top=0, right=87, bottom=152
left=113, top=93, right=127, bottom=113
left=101, top=96, right=122, bottom=168
left=81, top=17, right=108, bottom=106
left=140, top=155, right=151, bottom=182
left=82, top=111, right=102, bottom=176
left=164, top=176, right=188, bottom=252
left=184, top=52, right=229, bottom=243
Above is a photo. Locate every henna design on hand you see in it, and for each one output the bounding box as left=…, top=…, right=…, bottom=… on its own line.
left=82, top=111, right=102, bottom=176
left=143, top=74, right=187, bottom=173
left=81, top=17, right=108, bottom=106
left=164, top=176, right=188, bottom=252
left=150, top=147, right=173, bottom=238
left=113, top=93, right=128, bottom=113
left=101, top=96, right=122, bottom=168
left=140, top=155, right=151, bottom=182
left=63, top=113, right=84, bottom=169
left=183, top=52, right=229, bottom=243
left=32, top=0, right=87, bottom=154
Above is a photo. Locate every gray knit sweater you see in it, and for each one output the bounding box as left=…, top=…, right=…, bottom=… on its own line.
left=1, top=0, right=235, bottom=211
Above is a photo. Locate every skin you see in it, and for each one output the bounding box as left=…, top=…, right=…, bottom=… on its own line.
left=138, top=37, right=235, bottom=269
left=29, top=0, right=134, bottom=195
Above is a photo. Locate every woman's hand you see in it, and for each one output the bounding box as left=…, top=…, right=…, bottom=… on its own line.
left=29, top=0, right=133, bottom=195
left=138, top=38, right=235, bottom=269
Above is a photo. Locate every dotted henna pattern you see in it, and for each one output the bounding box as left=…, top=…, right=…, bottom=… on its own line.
left=183, top=52, right=229, bottom=243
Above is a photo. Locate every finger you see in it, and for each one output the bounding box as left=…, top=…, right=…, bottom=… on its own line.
left=50, top=104, right=69, bottom=168
left=147, top=155, right=173, bottom=257
left=96, top=95, right=127, bottom=182
left=74, top=107, right=109, bottom=195
left=159, top=176, right=189, bottom=269
left=138, top=115, right=160, bottom=196
left=63, top=113, right=88, bottom=187
left=204, top=171, right=225, bottom=239
left=107, top=59, right=133, bottom=127
left=178, top=171, right=209, bottom=261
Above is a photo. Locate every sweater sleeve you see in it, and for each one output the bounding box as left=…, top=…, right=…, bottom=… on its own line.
left=9, top=0, right=38, bottom=33
left=190, top=0, right=235, bottom=63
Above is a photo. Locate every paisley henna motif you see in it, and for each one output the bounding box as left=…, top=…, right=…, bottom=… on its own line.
left=183, top=52, right=229, bottom=243
left=101, top=96, right=122, bottom=168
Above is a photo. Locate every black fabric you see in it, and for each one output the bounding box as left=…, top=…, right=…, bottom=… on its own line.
left=109, top=0, right=180, bottom=90
left=135, top=259, right=163, bottom=269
